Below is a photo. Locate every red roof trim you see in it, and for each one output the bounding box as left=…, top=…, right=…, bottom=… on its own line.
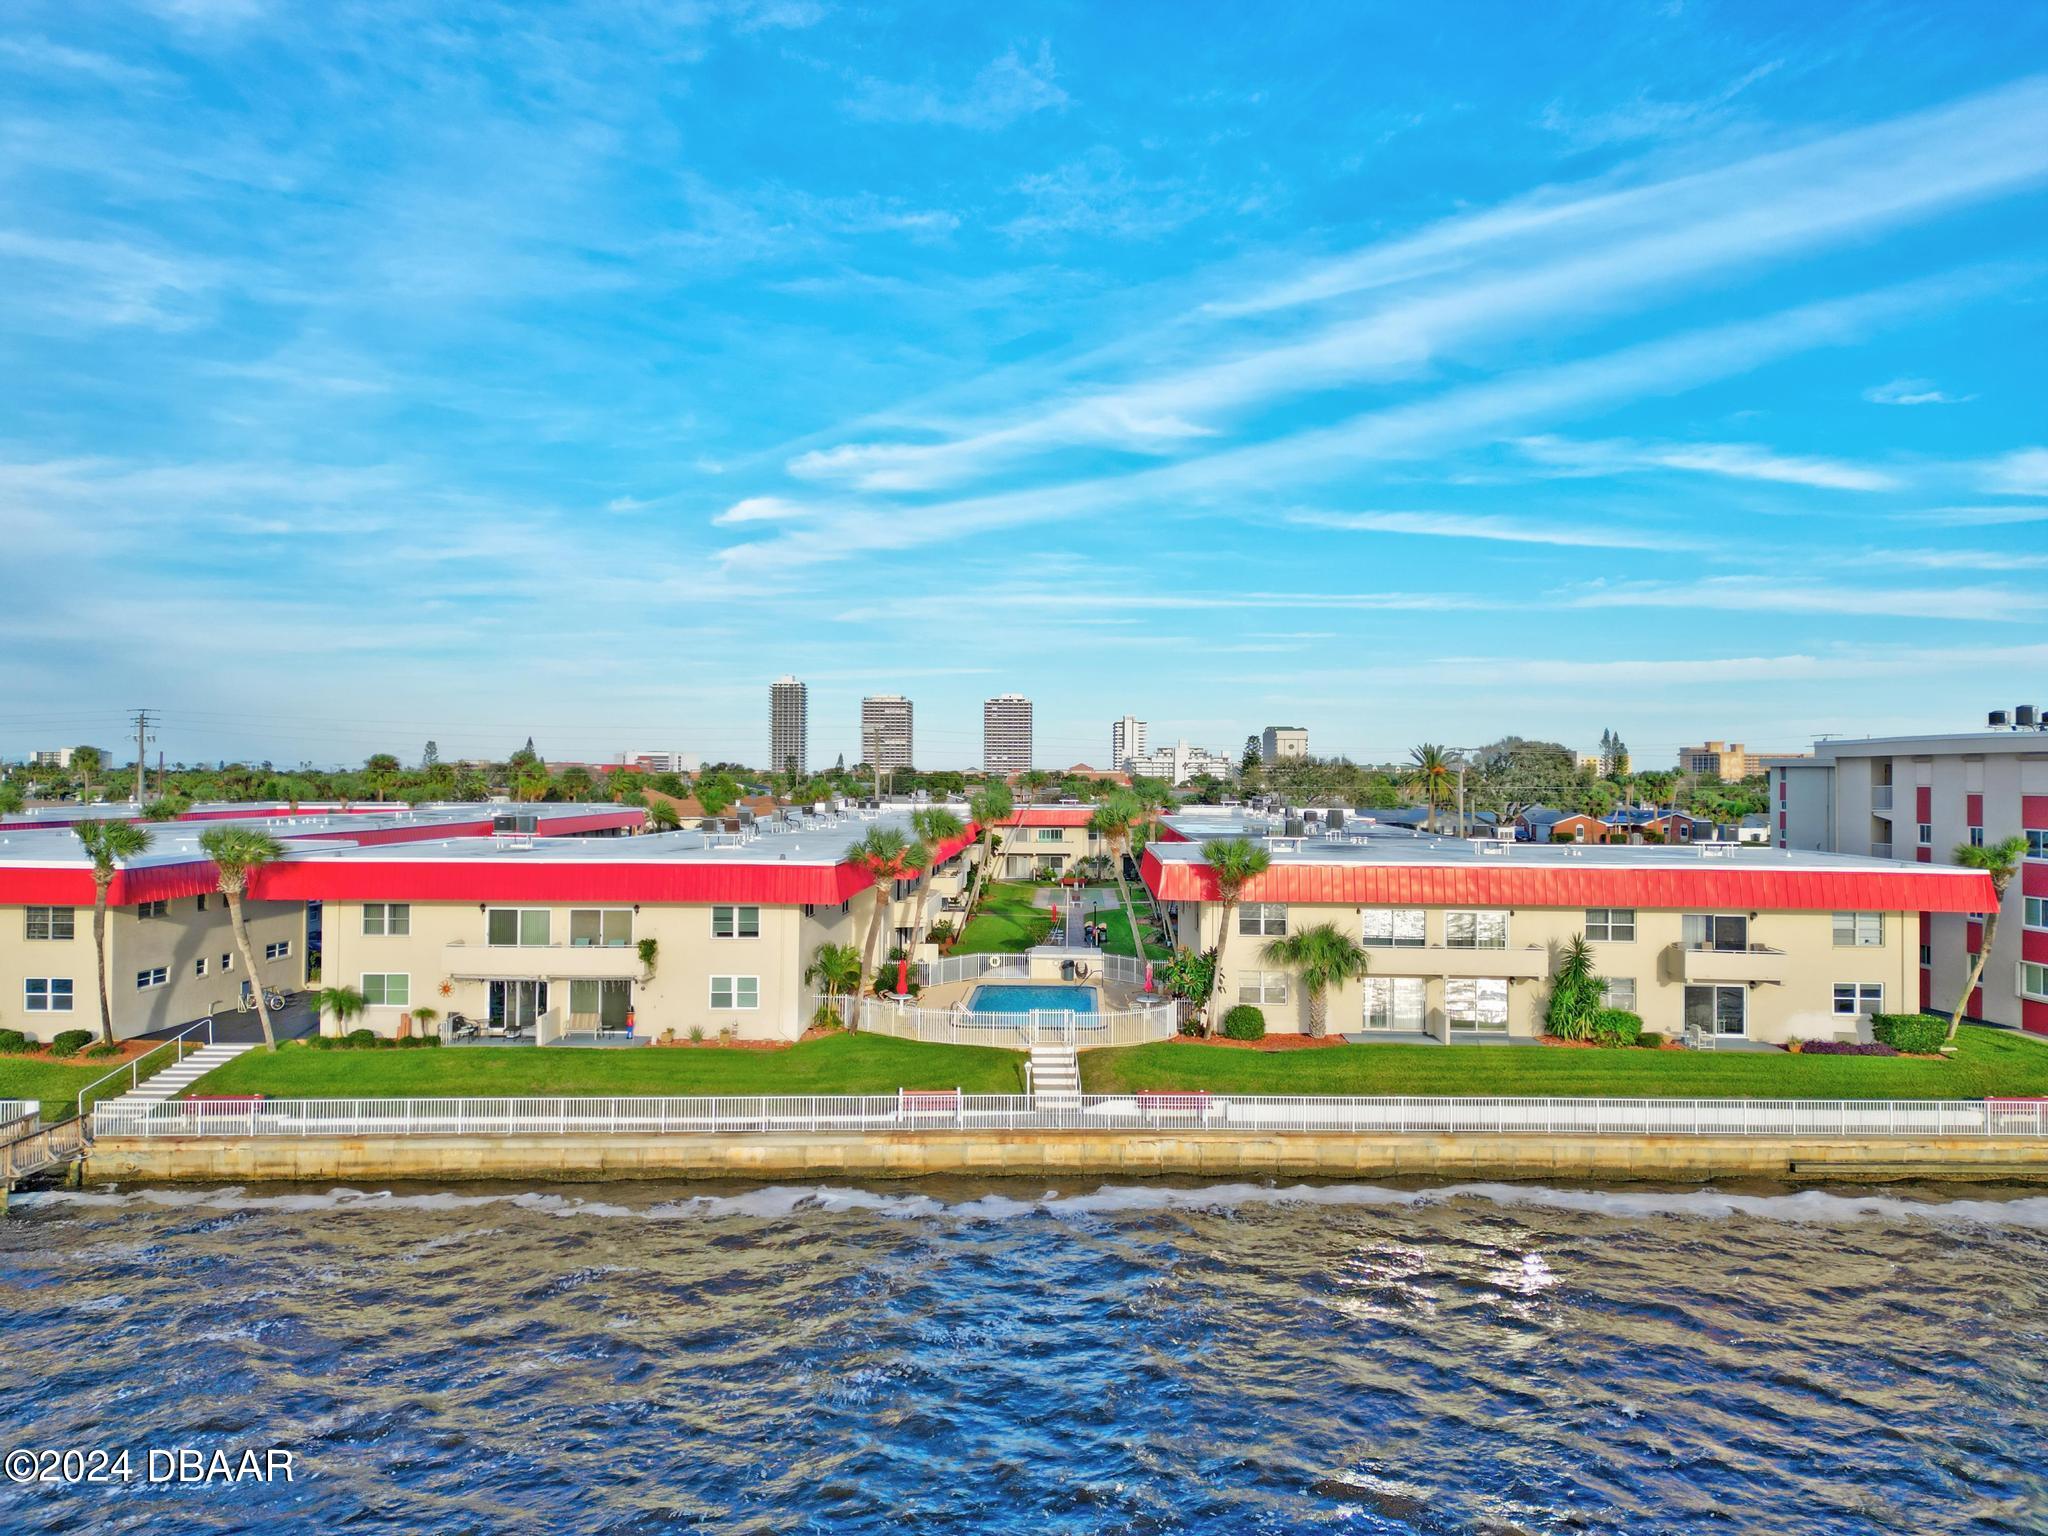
left=1001, top=807, right=1096, bottom=827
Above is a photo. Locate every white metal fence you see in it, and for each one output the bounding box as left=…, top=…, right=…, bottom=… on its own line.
left=916, top=948, right=1155, bottom=990
left=819, top=992, right=1179, bottom=1048
left=93, top=1093, right=2048, bottom=1140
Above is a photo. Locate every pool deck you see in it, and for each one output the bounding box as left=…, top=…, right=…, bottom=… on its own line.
left=922, top=973, right=1151, bottom=1013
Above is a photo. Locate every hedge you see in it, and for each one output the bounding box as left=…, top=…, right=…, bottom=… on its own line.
left=1220, top=1004, right=1267, bottom=1041
left=0, top=1029, right=31, bottom=1055
left=45, top=1029, right=94, bottom=1058
left=1870, top=1013, right=1947, bottom=1054
left=1591, top=1008, right=1643, bottom=1048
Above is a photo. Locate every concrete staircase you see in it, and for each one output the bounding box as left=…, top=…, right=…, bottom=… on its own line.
left=108, top=1043, right=256, bottom=1108
left=1029, top=1042, right=1081, bottom=1109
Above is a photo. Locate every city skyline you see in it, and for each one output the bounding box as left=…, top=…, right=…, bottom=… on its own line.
left=5, top=7, right=2046, bottom=768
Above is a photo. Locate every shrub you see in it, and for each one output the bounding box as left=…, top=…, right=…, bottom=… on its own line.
left=1870, top=1013, right=1947, bottom=1054
left=688, top=1025, right=705, bottom=1042
left=344, top=1028, right=379, bottom=1050
left=1220, top=1004, right=1266, bottom=1041
left=373, top=1037, right=398, bottom=1049
left=1590, top=1008, right=1643, bottom=1048
left=305, top=1035, right=337, bottom=1051
left=1638, top=1031, right=1666, bottom=1050
left=46, top=1029, right=94, bottom=1058
left=1796, top=1039, right=1899, bottom=1056
left=84, top=1042, right=122, bottom=1058
left=0, top=1029, right=31, bottom=1055
left=396, top=1035, right=430, bottom=1049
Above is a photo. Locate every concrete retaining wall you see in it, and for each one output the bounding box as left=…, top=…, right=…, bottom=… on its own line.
left=82, top=1133, right=2048, bottom=1185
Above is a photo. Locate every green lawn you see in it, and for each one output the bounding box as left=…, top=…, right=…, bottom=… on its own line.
left=1093, top=901, right=1172, bottom=961
left=954, top=881, right=1052, bottom=954
left=0, top=1057, right=118, bottom=1122
left=1080, top=1025, right=2048, bottom=1101
left=184, top=1031, right=1027, bottom=1098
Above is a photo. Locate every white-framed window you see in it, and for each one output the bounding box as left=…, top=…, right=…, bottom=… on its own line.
left=1969, top=826, right=1985, bottom=847
left=1445, top=977, right=1510, bottom=1031
left=1919, top=944, right=1932, bottom=967
left=362, top=973, right=409, bottom=1007
left=710, top=975, right=759, bottom=1010
left=570, top=909, right=633, bottom=947
left=136, top=899, right=168, bottom=919
left=711, top=905, right=761, bottom=939
left=1833, top=983, right=1883, bottom=1016
left=264, top=940, right=291, bottom=961
left=2028, top=829, right=2048, bottom=860
left=221, top=952, right=234, bottom=972
left=1832, top=912, right=1884, bottom=947
left=486, top=908, right=552, bottom=947
left=24, top=978, right=73, bottom=1012
left=1584, top=908, right=1635, bottom=943
left=1445, top=910, right=1508, bottom=949
left=2022, top=962, right=2048, bottom=1003
left=1237, top=971, right=1289, bottom=1005
left=1035, top=828, right=1064, bottom=842
left=135, top=966, right=168, bottom=990
left=1603, top=977, right=1638, bottom=1011
left=1362, top=976, right=1425, bottom=1031
left=1238, top=903, right=1287, bottom=937
left=363, top=902, right=411, bottom=936
left=2026, top=896, right=2048, bottom=931
left=1682, top=913, right=1749, bottom=951
left=194, top=956, right=208, bottom=977
left=25, top=906, right=75, bottom=941
left=1684, top=984, right=1747, bottom=1036
left=1917, top=822, right=1932, bottom=845
left=1360, top=908, right=1425, bottom=948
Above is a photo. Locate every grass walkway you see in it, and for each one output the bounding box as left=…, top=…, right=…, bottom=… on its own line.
left=0, top=1057, right=117, bottom=1122
left=1093, top=901, right=1172, bottom=962
left=186, top=1032, right=1026, bottom=1098
left=1080, top=1025, right=2048, bottom=1101
left=953, top=881, right=1052, bottom=954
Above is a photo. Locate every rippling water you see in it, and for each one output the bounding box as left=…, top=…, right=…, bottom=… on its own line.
left=5, top=1177, right=2048, bottom=1534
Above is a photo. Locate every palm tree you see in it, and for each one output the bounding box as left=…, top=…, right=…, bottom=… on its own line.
left=1403, top=744, right=1455, bottom=833
left=198, top=827, right=288, bottom=1050
left=75, top=821, right=153, bottom=1047
left=1202, top=837, right=1271, bottom=1029
left=1089, top=791, right=1152, bottom=966
left=804, top=942, right=863, bottom=1028
left=963, top=782, right=1014, bottom=920
left=1946, top=834, right=2029, bottom=1044
left=364, top=753, right=401, bottom=801
left=849, top=828, right=929, bottom=988
left=645, top=798, right=681, bottom=831
left=909, top=806, right=966, bottom=943
left=1261, top=922, right=1369, bottom=1037
left=315, top=984, right=367, bottom=1039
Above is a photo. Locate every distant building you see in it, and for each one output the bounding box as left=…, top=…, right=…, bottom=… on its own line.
left=982, top=694, right=1033, bottom=776
left=860, top=695, right=914, bottom=771
left=623, top=751, right=702, bottom=775
left=1128, top=740, right=1236, bottom=786
left=1677, top=741, right=1792, bottom=781
left=769, top=677, right=808, bottom=778
left=29, top=748, right=92, bottom=769
left=1261, top=726, right=1309, bottom=763
left=1111, top=715, right=1147, bottom=771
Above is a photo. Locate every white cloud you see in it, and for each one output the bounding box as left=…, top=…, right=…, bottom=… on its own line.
left=1285, top=509, right=1704, bottom=552
left=0, top=36, right=160, bottom=84
left=1562, top=575, right=2044, bottom=621
left=845, top=43, right=1067, bottom=130
left=1514, top=434, right=1899, bottom=492
left=1982, top=448, right=2048, bottom=497
left=711, top=495, right=816, bottom=526
left=1864, top=376, right=1974, bottom=405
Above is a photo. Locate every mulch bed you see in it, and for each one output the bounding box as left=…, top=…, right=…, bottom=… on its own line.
left=2, top=1039, right=160, bottom=1068
left=1167, top=1033, right=1350, bottom=1052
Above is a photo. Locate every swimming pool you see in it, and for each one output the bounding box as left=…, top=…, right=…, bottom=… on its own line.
left=966, top=984, right=1099, bottom=1015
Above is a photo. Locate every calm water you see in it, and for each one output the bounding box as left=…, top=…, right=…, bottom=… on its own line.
left=5, top=1177, right=2048, bottom=1534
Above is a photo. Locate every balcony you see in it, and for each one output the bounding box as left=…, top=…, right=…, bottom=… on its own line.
left=1871, top=784, right=1894, bottom=812
left=442, top=942, right=644, bottom=982
left=1361, top=945, right=1551, bottom=980
left=1665, top=942, right=1789, bottom=985
left=1871, top=841, right=1893, bottom=859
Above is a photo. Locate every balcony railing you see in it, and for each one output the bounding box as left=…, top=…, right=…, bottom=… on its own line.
left=1667, top=943, right=1790, bottom=985
left=1362, top=945, right=1550, bottom=980
left=1871, top=785, right=1894, bottom=811
left=442, top=942, right=643, bottom=981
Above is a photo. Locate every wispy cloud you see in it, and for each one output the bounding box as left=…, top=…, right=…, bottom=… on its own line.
left=1514, top=434, right=1899, bottom=491
left=845, top=43, right=1067, bottom=130
left=1864, top=376, right=1974, bottom=405
left=1537, top=60, right=1785, bottom=147
left=1900, top=502, right=2048, bottom=527
left=1562, top=575, right=2044, bottom=621
left=1983, top=447, right=2048, bottom=496
left=711, top=495, right=819, bottom=526
left=1285, top=508, right=1704, bottom=552
left=0, top=36, right=162, bottom=84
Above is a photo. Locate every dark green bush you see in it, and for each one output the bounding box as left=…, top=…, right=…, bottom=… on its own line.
left=84, top=1042, right=122, bottom=1058
left=0, top=1029, right=31, bottom=1055
left=46, top=1029, right=94, bottom=1058
left=1220, top=1004, right=1266, bottom=1041
left=1871, top=1013, right=1947, bottom=1054
left=304, top=1035, right=336, bottom=1050
left=344, top=1028, right=379, bottom=1050
left=1638, top=1031, right=1666, bottom=1049
left=1590, top=1008, right=1643, bottom=1048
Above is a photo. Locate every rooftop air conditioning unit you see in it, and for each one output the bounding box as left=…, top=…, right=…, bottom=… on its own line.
left=1283, top=816, right=1305, bottom=837
left=2018, top=705, right=2040, bottom=729
left=1327, top=807, right=1345, bottom=829
left=1990, top=709, right=2010, bottom=728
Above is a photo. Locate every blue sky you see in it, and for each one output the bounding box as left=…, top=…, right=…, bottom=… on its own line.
left=3, top=1, right=2045, bottom=773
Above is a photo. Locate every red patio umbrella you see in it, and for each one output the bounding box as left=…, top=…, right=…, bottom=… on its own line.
left=896, top=957, right=909, bottom=996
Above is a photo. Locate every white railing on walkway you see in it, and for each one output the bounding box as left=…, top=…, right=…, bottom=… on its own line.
left=73, top=1018, right=215, bottom=1125
left=917, top=947, right=1156, bottom=991
left=820, top=992, right=1179, bottom=1049
left=92, top=1094, right=2048, bottom=1141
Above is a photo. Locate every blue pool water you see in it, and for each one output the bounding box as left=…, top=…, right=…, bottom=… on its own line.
left=966, top=983, right=1098, bottom=1014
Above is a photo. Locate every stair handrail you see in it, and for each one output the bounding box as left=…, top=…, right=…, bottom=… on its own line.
left=73, top=1017, right=216, bottom=1132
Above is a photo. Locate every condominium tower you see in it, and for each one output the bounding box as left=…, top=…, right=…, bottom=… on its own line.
left=983, top=694, right=1034, bottom=776
left=860, top=695, right=915, bottom=772
left=769, top=676, right=808, bottom=778
left=1112, top=715, right=1147, bottom=772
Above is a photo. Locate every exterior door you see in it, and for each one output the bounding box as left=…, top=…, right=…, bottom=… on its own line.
left=490, top=980, right=547, bottom=1031
left=1683, top=984, right=1746, bottom=1036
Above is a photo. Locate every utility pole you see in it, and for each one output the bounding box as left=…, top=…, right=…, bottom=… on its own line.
left=129, top=709, right=156, bottom=807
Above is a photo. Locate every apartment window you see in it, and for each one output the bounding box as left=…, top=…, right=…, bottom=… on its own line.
left=486, top=908, right=552, bottom=947
left=1445, top=911, right=1508, bottom=949
left=24, top=979, right=73, bottom=1013
left=2028, top=830, right=2048, bottom=860
left=361, top=973, right=409, bottom=1007
left=136, top=966, right=168, bottom=990
left=1919, top=945, right=1932, bottom=967
left=1362, top=976, right=1425, bottom=1031
left=1917, top=823, right=1932, bottom=845
left=1585, top=908, right=1635, bottom=943
left=194, top=957, right=208, bottom=977
left=1238, top=903, right=1287, bottom=937
left=1604, top=977, right=1638, bottom=1012
left=710, top=976, right=759, bottom=1010
left=711, top=905, right=761, bottom=940
left=1238, top=972, right=1289, bottom=1005
left=570, top=909, right=633, bottom=947
left=264, top=940, right=291, bottom=961
left=363, top=902, right=411, bottom=936
left=137, top=899, right=168, bottom=919
left=1969, top=826, right=1985, bottom=848
left=2026, top=896, right=2048, bottom=931
left=24, top=906, right=75, bottom=941
left=1833, top=912, right=1884, bottom=947
left=221, top=952, right=234, bottom=972
left=1035, top=828, right=1064, bottom=842
left=2023, top=962, right=2048, bottom=1004
left=1359, top=908, right=1425, bottom=948
left=1682, top=914, right=1749, bottom=951
left=1445, top=977, right=1510, bottom=1032
left=196, top=895, right=209, bottom=912
left=1833, top=983, right=1884, bottom=1016
left=1684, top=984, right=1746, bottom=1037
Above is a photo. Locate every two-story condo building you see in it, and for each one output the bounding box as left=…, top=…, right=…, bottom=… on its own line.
left=1142, top=809, right=1993, bottom=1045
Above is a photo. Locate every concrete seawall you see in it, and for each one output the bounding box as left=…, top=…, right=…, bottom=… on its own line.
left=81, top=1133, right=2048, bottom=1184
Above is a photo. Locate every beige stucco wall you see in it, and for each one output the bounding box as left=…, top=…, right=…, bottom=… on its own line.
left=998, top=823, right=1102, bottom=878
left=0, top=896, right=303, bottom=1041
left=1171, top=899, right=1916, bottom=1044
